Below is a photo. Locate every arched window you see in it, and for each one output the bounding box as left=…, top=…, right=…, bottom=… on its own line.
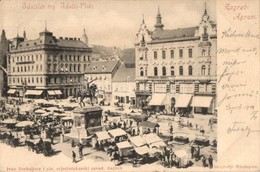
left=74, top=64, right=77, bottom=72
left=179, top=66, right=183, bottom=76
left=154, top=67, right=158, bottom=76
left=69, top=64, right=72, bottom=72
left=201, top=65, right=206, bottom=75
left=78, top=64, right=81, bottom=72
left=202, top=49, right=206, bottom=56
left=171, top=66, right=174, bottom=76
left=140, top=67, right=144, bottom=76
left=188, top=66, right=193, bottom=75
left=162, top=66, right=166, bottom=76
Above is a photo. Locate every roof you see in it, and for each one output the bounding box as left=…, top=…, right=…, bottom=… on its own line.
left=84, top=60, right=119, bottom=74
left=120, top=48, right=135, bottom=65
left=112, top=64, right=135, bottom=82
left=129, top=136, right=147, bottom=147
left=108, top=128, right=127, bottom=137
left=116, top=141, right=133, bottom=149
left=56, top=39, right=88, bottom=48
left=140, top=121, right=159, bottom=128
left=151, top=27, right=197, bottom=41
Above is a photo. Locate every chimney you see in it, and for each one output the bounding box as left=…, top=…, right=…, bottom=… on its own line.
left=78, top=38, right=80, bottom=41
left=65, top=37, right=68, bottom=40
left=59, top=37, right=63, bottom=39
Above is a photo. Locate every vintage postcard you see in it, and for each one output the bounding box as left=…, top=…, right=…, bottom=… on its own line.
left=0, top=0, right=259, bottom=171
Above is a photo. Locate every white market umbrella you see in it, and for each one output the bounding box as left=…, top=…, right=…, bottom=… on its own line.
left=34, top=109, right=46, bottom=114
left=15, top=121, right=35, bottom=127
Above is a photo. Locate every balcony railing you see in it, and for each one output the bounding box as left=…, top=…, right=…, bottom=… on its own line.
left=136, top=75, right=217, bottom=81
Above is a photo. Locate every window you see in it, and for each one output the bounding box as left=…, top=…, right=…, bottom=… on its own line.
left=154, top=67, right=158, bottom=76
left=140, top=67, right=144, bottom=76
left=60, top=55, right=63, bottom=61
left=154, top=51, right=157, bottom=59
left=202, top=49, right=206, bottom=56
left=204, top=27, right=208, bottom=34
left=13, top=67, right=15, bottom=72
left=18, top=78, right=20, bottom=83
left=179, top=49, right=183, bottom=58
left=17, top=67, right=19, bottom=72
left=188, top=66, right=193, bottom=75
left=36, top=77, right=39, bottom=83
left=36, top=65, right=38, bottom=72
left=171, top=50, right=174, bottom=59
left=32, top=66, right=34, bottom=71
left=28, top=66, right=30, bottom=72
left=188, top=49, right=193, bottom=58
left=145, top=52, right=147, bottom=60
left=78, top=64, right=80, bottom=72
left=171, top=66, right=174, bottom=76
left=162, top=50, right=166, bottom=59
left=24, top=66, right=26, bottom=72
left=84, top=64, right=87, bottom=71
left=32, top=77, right=34, bottom=83
left=208, top=66, right=211, bottom=75
left=201, top=65, right=206, bottom=75
left=78, top=56, right=80, bottom=61
left=162, top=66, right=166, bottom=76
left=13, top=78, right=15, bottom=83
left=69, top=64, right=72, bottom=72
left=179, top=66, right=183, bottom=76
left=40, top=65, right=42, bottom=71
left=74, top=64, right=76, bottom=72
left=21, top=67, right=23, bottom=72
left=69, top=55, right=72, bottom=61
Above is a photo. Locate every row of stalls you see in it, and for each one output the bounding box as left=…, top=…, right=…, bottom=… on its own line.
left=147, top=94, right=215, bottom=115
left=91, top=128, right=189, bottom=167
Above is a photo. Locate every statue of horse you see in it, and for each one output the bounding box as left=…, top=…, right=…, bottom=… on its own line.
left=77, top=84, right=98, bottom=107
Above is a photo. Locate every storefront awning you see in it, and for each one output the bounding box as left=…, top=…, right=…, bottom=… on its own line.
left=148, top=94, right=167, bottom=106
left=48, top=90, right=62, bottom=96
left=7, top=89, right=16, bottom=94
left=116, top=141, right=133, bottom=150
left=25, top=90, right=43, bottom=96
left=175, top=94, right=192, bottom=108
left=192, top=96, right=213, bottom=108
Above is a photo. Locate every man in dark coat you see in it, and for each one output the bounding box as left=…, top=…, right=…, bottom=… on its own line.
left=191, top=146, right=195, bottom=159
left=208, top=155, right=213, bottom=168
left=202, top=155, right=207, bottom=167
left=72, top=151, right=76, bottom=163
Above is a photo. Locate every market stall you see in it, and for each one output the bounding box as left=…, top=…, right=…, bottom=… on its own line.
left=108, top=128, right=128, bottom=143
left=116, top=141, right=133, bottom=157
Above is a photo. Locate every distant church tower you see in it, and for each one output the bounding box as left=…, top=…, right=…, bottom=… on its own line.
left=82, top=28, right=88, bottom=46
left=154, top=6, right=164, bottom=31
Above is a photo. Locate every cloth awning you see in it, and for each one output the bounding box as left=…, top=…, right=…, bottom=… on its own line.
left=7, top=89, right=16, bottom=94
left=148, top=94, right=167, bottom=106
left=134, top=145, right=150, bottom=155
left=150, top=141, right=167, bottom=148
left=95, top=131, right=111, bottom=141
left=192, top=96, right=213, bottom=108
left=143, top=133, right=162, bottom=144
left=25, top=90, right=43, bottom=96
left=47, top=90, right=62, bottom=96
left=129, top=136, right=147, bottom=147
left=47, top=91, right=56, bottom=96
left=108, top=128, right=127, bottom=138
left=116, top=141, right=133, bottom=149
left=175, top=94, right=192, bottom=108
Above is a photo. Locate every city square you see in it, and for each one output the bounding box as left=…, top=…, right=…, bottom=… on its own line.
left=0, top=1, right=217, bottom=171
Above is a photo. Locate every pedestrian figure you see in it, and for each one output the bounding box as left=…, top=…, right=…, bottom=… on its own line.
left=202, top=155, right=207, bottom=167
left=71, top=139, right=75, bottom=147
left=196, top=123, right=198, bottom=130
left=78, top=143, right=83, bottom=159
left=191, top=146, right=195, bottom=159
left=72, top=151, right=76, bottom=163
left=208, top=155, right=213, bottom=168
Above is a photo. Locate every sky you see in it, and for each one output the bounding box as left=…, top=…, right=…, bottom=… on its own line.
left=0, top=0, right=216, bottom=49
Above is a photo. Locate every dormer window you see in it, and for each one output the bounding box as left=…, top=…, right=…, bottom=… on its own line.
left=102, top=66, right=106, bottom=70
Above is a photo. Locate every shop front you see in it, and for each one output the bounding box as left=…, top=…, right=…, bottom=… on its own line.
left=192, top=96, right=214, bottom=114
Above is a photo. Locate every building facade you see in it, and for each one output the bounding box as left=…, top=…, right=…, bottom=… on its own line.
left=7, top=28, right=92, bottom=98
left=112, top=63, right=136, bottom=106
left=84, top=60, right=120, bottom=103
left=135, top=7, right=217, bottom=114
left=0, top=30, right=9, bottom=97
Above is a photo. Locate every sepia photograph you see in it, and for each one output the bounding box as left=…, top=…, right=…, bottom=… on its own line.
left=0, top=0, right=259, bottom=171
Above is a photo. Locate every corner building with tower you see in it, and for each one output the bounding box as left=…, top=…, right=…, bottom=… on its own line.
left=135, top=6, right=217, bottom=115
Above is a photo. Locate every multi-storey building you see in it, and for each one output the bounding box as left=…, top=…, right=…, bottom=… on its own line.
left=7, top=28, right=92, bottom=98
left=135, top=6, right=217, bottom=114
left=84, top=60, right=120, bottom=103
